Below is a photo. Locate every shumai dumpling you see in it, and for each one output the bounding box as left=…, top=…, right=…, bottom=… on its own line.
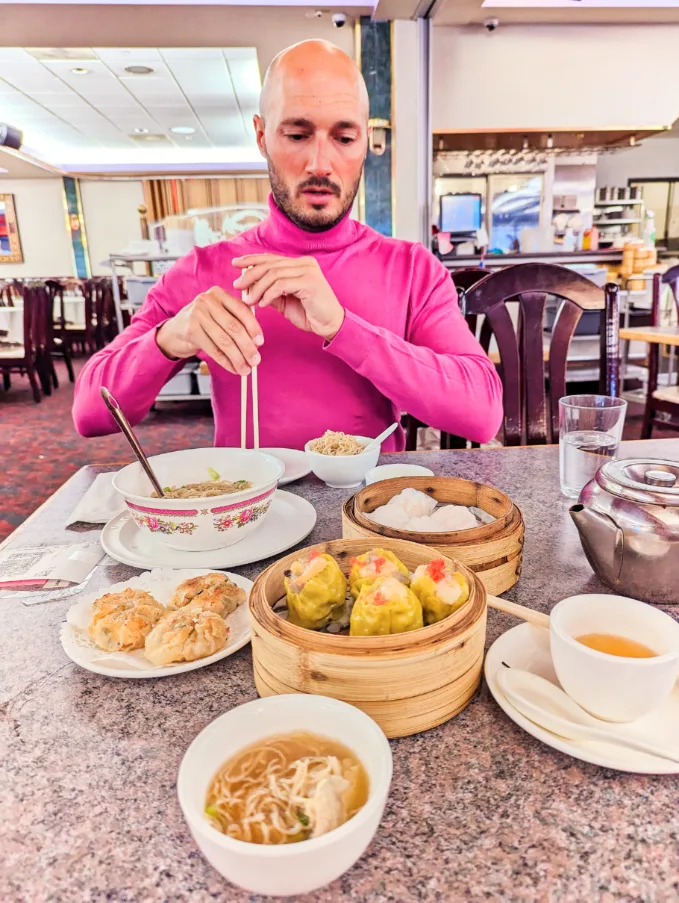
left=410, top=559, right=470, bottom=625
left=349, top=548, right=409, bottom=599
left=144, top=609, right=229, bottom=666
left=88, top=588, right=165, bottom=653
left=349, top=576, right=423, bottom=637
left=169, top=572, right=245, bottom=617
left=284, top=551, right=347, bottom=630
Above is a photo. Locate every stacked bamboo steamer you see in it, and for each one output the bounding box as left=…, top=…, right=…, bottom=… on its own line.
left=342, top=476, right=524, bottom=596
left=249, top=537, right=487, bottom=739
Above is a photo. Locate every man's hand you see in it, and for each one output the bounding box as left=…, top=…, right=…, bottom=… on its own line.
left=155, top=287, right=264, bottom=376
left=233, top=254, right=345, bottom=341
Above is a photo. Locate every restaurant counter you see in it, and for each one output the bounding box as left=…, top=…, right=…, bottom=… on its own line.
left=2, top=439, right=678, bottom=903
left=440, top=249, right=624, bottom=271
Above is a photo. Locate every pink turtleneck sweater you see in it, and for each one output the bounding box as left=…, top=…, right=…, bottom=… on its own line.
left=73, top=197, right=502, bottom=451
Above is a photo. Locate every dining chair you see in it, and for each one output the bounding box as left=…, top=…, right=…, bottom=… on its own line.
left=448, top=263, right=620, bottom=447
left=45, top=279, right=75, bottom=385
left=640, top=265, right=679, bottom=438
left=405, top=266, right=489, bottom=452
left=0, top=283, right=48, bottom=403
left=63, top=279, right=96, bottom=355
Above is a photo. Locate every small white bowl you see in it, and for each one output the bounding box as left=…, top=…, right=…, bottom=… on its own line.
left=550, top=593, right=679, bottom=723
left=177, top=695, right=392, bottom=897
left=365, top=464, right=434, bottom=485
left=304, top=436, right=380, bottom=489
left=113, top=447, right=284, bottom=552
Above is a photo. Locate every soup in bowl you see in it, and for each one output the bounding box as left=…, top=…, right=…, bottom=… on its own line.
left=177, top=694, right=392, bottom=897
left=113, top=447, right=284, bottom=552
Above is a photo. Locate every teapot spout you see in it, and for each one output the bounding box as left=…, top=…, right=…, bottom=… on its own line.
left=569, top=504, right=624, bottom=585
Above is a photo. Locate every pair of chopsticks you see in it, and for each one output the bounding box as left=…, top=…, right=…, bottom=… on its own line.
left=240, top=271, right=259, bottom=450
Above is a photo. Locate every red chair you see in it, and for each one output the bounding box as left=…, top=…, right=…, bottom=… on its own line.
left=45, top=280, right=75, bottom=385
left=641, top=264, right=679, bottom=438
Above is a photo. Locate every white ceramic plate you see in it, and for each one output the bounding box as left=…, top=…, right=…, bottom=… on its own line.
left=101, top=490, right=317, bottom=570
left=60, top=568, right=253, bottom=679
left=260, top=447, right=311, bottom=486
left=485, top=622, right=679, bottom=775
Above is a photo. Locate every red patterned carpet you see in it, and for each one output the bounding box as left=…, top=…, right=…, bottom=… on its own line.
left=0, top=359, right=674, bottom=543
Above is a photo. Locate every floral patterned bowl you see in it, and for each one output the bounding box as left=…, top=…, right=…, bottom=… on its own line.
left=112, top=447, right=285, bottom=552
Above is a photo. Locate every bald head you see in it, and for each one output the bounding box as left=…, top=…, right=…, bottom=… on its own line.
left=260, top=40, right=369, bottom=122
left=254, top=40, right=369, bottom=232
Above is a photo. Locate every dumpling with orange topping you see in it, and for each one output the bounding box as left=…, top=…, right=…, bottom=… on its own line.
left=350, top=576, right=423, bottom=637
left=284, top=551, right=347, bottom=630
left=410, top=559, right=470, bottom=625
left=348, top=548, right=410, bottom=599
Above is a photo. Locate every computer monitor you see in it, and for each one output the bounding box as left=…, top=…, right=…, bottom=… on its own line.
left=440, top=193, right=483, bottom=234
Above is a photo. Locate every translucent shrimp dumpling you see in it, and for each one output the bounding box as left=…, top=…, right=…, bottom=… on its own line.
left=284, top=551, right=347, bottom=630
left=387, top=488, right=437, bottom=519
left=349, top=548, right=410, bottom=599
left=350, top=576, right=424, bottom=637
left=410, top=559, right=470, bottom=625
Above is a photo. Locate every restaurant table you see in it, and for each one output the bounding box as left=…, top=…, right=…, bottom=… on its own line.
left=619, top=325, right=679, bottom=347
left=0, top=305, right=24, bottom=344
left=2, top=439, right=678, bottom=903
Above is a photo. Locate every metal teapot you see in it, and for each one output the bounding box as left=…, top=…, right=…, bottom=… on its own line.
left=570, top=458, right=679, bottom=605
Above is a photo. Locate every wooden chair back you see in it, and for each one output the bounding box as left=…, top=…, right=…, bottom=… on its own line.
left=651, top=264, right=679, bottom=326
left=462, top=263, right=620, bottom=446
left=20, top=284, right=49, bottom=359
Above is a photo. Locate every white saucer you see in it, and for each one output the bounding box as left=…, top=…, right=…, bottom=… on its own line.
left=260, top=448, right=311, bottom=486
left=485, top=622, right=679, bottom=774
left=101, top=490, right=317, bottom=570
left=61, top=568, right=253, bottom=679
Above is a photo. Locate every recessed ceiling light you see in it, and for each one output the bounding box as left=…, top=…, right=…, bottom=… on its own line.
left=71, top=67, right=89, bottom=75
left=133, top=128, right=149, bottom=134
left=170, top=126, right=196, bottom=135
left=124, top=65, right=154, bottom=75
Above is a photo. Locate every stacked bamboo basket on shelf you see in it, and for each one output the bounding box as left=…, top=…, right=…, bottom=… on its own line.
left=342, top=476, right=524, bottom=596
left=249, top=537, right=487, bottom=738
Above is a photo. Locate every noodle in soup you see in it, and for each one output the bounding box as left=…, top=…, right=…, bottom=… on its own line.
left=205, top=731, right=369, bottom=845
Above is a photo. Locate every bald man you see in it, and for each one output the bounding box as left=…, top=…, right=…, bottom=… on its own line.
left=73, top=41, right=502, bottom=450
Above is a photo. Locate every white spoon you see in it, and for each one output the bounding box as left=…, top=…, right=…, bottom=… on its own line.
left=496, top=667, right=679, bottom=764
left=363, top=422, right=399, bottom=454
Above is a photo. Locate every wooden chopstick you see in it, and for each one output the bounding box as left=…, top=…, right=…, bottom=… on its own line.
left=240, top=266, right=259, bottom=450
left=487, top=595, right=550, bottom=629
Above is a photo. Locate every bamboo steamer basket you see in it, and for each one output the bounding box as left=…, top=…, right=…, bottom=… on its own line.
left=249, top=537, right=487, bottom=739
left=342, top=476, right=524, bottom=596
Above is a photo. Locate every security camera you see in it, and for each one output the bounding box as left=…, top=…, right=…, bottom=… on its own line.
left=484, top=17, right=499, bottom=31
left=0, top=123, right=22, bottom=150
left=332, top=12, right=347, bottom=27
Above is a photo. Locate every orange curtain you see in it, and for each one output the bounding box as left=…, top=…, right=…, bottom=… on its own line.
left=142, top=176, right=270, bottom=222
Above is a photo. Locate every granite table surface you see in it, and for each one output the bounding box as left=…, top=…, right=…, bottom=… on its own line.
left=2, top=439, right=679, bottom=903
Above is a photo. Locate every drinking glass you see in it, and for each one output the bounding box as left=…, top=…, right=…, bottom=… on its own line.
left=559, top=395, right=628, bottom=499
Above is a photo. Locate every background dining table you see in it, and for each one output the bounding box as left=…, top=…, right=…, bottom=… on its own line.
left=0, top=293, right=86, bottom=345
left=1, top=438, right=678, bottom=903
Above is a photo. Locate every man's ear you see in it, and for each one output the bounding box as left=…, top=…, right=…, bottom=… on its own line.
left=254, top=115, right=267, bottom=158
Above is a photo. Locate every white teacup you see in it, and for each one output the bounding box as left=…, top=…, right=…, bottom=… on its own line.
left=550, top=594, right=679, bottom=723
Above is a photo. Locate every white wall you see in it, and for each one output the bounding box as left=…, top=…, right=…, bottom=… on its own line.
left=0, top=178, right=74, bottom=277
left=80, top=179, right=145, bottom=275
left=433, top=25, right=679, bottom=132
left=596, top=137, right=679, bottom=186
left=393, top=20, right=431, bottom=244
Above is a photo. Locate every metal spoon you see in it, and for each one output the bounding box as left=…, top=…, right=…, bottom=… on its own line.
left=497, top=667, right=679, bottom=764
left=100, top=387, right=165, bottom=498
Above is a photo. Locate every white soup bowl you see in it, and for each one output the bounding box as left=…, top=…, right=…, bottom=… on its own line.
left=304, top=436, right=380, bottom=489
left=177, top=694, right=392, bottom=897
left=113, top=447, right=284, bottom=552
left=550, top=593, right=679, bottom=722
